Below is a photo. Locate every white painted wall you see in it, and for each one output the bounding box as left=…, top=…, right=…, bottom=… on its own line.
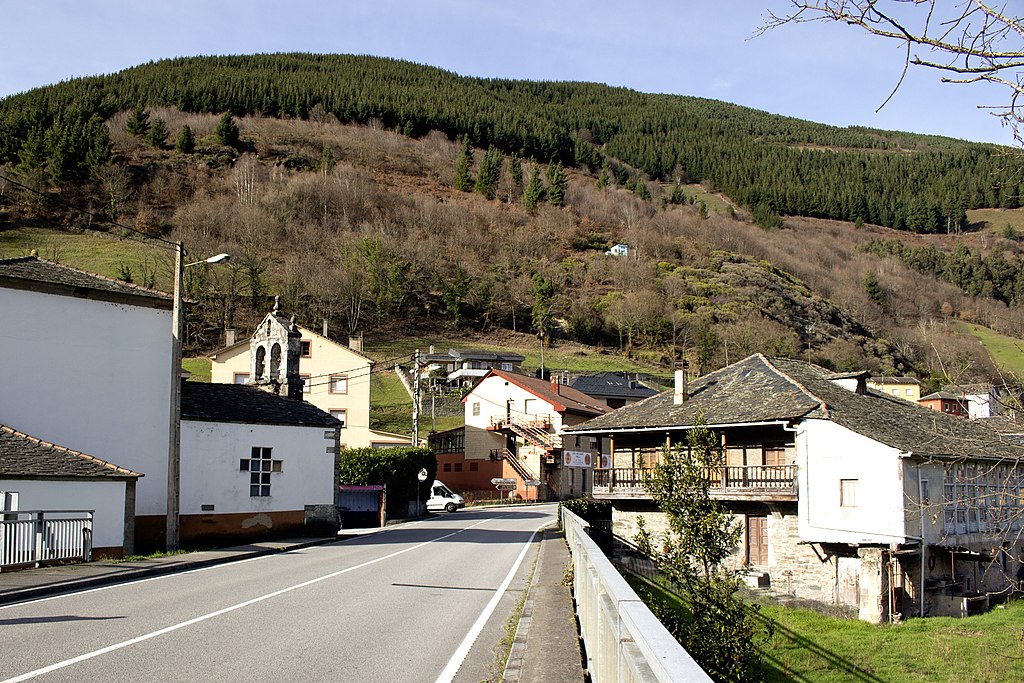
left=180, top=420, right=336, bottom=515
left=798, top=419, right=910, bottom=545
left=0, top=478, right=128, bottom=549
left=0, top=288, right=171, bottom=516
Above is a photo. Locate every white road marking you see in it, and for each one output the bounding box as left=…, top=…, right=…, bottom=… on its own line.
left=2, top=520, right=490, bottom=683
left=433, top=523, right=545, bottom=683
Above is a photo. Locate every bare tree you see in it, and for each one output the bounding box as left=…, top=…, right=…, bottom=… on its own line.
left=761, top=1, right=1024, bottom=143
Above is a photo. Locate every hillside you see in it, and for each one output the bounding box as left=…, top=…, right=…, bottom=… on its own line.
left=0, top=54, right=1021, bottom=232
left=2, top=55, right=1024, bottom=390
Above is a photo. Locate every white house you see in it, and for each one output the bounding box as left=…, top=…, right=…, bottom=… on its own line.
left=567, top=354, right=1024, bottom=622
left=462, top=369, right=608, bottom=500
left=0, top=256, right=173, bottom=548
left=179, top=382, right=340, bottom=544
left=210, top=307, right=409, bottom=449
left=0, top=424, right=142, bottom=558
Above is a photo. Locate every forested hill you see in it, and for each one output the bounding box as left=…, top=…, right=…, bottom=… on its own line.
left=0, top=53, right=1019, bottom=232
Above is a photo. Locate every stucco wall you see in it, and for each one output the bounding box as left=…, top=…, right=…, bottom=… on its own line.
left=0, top=478, right=128, bottom=549
left=180, top=420, right=336, bottom=516
left=0, top=287, right=171, bottom=516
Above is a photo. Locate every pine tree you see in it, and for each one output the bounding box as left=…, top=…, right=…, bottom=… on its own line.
left=547, top=162, right=567, bottom=207
left=596, top=164, right=609, bottom=190
left=864, top=271, right=883, bottom=304
left=125, top=106, right=150, bottom=137
left=510, top=154, right=523, bottom=187
left=146, top=117, right=168, bottom=148
left=175, top=125, right=196, bottom=153
left=454, top=137, right=474, bottom=191
left=522, top=164, right=544, bottom=213
left=475, top=146, right=503, bottom=199
left=215, top=112, right=240, bottom=148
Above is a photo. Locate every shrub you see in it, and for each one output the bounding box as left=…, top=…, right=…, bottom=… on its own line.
left=337, top=446, right=437, bottom=518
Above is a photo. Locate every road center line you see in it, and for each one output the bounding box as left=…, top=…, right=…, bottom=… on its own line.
left=434, top=522, right=546, bottom=683
left=2, top=521, right=489, bottom=683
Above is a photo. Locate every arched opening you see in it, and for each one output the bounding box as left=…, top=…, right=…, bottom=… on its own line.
left=270, top=343, right=282, bottom=379
left=255, top=346, right=266, bottom=379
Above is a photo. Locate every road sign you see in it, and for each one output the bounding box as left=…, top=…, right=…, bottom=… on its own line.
left=496, top=484, right=517, bottom=491
left=491, top=478, right=517, bottom=486
left=524, top=480, right=542, bottom=487
left=417, top=468, right=429, bottom=482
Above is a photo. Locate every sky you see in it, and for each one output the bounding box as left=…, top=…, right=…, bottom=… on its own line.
left=0, top=1, right=1015, bottom=146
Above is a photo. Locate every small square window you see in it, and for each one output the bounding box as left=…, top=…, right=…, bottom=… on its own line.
left=454, top=463, right=463, bottom=472
left=472, top=402, right=480, bottom=416
left=330, top=409, right=347, bottom=428
left=469, top=462, right=478, bottom=472
left=234, top=373, right=250, bottom=385
left=443, top=463, right=452, bottom=472
left=905, top=388, right=913, bottom=396
left=330, top=375, right=348, bottom=394
left=300, top=374, right=311, bottom=393
left=840, top=479, right=858, bottom=507
left=300, top=340, right=312, bottom=358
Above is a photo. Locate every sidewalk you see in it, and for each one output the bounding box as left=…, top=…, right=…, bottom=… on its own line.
left=0, top=516, right=589, bottom=683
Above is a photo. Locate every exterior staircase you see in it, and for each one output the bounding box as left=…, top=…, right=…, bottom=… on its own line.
left=500, top=418, right=558, bottom=450
left=496, top=447, right=539, bottom=482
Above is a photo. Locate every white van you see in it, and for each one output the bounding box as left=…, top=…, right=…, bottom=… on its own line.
left=427, top=480, right=465, bottom=513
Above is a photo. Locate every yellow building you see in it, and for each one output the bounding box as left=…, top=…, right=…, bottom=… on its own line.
left=210, top=320, right=410, bottom=449
left=866, top=376, right=921, bottom=403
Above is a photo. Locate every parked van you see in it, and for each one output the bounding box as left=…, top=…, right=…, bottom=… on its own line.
left=427, top=480, right=465, bottom=513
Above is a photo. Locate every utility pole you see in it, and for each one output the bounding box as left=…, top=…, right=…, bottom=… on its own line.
left=412, top=348, right=420, bottom=446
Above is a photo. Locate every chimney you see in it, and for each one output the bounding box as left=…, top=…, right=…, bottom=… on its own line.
left=673, top=361, right=688, bottom=405
left=323, top=319, right=329, bottom=337
left=349, top=333, right=363, bottom=353
left=551, top=375, right=560, bottom=395
left=225, top=328, right=237, bottom=346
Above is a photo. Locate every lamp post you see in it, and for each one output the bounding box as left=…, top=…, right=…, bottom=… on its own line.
left=167, top=244, right=230, bottom=551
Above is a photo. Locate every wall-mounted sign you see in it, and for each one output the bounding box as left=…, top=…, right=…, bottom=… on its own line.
left=563, top=450, right=593, bottom=468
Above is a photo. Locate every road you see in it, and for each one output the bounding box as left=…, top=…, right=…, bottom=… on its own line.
left=0, top=505, right=557, bottom=683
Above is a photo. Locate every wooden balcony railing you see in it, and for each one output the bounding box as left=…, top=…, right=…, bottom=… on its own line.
left=593, top=464, right=797, bottom=496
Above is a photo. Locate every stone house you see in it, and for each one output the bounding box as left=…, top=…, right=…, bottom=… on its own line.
left=566, top=354, right=1024, bottom=622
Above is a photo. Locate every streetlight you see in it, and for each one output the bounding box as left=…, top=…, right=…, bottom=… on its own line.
left=167, top=244, right=230, bottom=551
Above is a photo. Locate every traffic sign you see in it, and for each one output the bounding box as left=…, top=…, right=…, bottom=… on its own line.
left=524, top=480, right=542, bottom=487
left=496, top=484, right=517, bottom=491
left=491, top=477, right=517, bottom=486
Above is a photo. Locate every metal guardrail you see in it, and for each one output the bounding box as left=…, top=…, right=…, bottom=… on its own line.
left=0, top=510, right=93, bottom=571
left=561, top=507, right=711, bottom=683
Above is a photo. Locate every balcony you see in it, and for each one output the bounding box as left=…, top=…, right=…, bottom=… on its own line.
left=593, top=464, right=798, bottom=501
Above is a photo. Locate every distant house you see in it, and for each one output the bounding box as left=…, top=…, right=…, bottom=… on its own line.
left=605, top=243, right=630, bottom=257
left=919, top=390, right=969, bottom=418
left=0, top=424, right=142, bottom=558
left=210, top=306, right=410, bottom=449
left=941, top=383, right=1018, bottom=420
left=0, top=256, right=173, bottom=549
left=421, top=347, right=526, bottom=390
left=462, top=370, right=608, bottom=500
left=179, top=382, right=340, bottom=545
left=566, top=354, right=1024, bottom=622
left=867, top=376, right=921, bottom=403
left=567, top=372, right=658, bottom=410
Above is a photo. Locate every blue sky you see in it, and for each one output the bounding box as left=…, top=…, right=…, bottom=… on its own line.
left=1, top=1, right=1014, bottom=146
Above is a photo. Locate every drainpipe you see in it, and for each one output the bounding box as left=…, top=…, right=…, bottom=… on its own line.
left=919, top=471, right=926, bottom=618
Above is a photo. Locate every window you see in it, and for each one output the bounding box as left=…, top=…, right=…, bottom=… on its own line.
left=330, top=374, right=348, bottom=394
left=501, top=362, right=513, bottom=371
left=233, top=373, right=251, bottom=385
left=905, top=388, right=913, bottom=396
left=469, top=462, right=478, bottom=472
left=329, top=409, right=347, bottom=428
left=454, top=463, right=463, bottom=472
left=920, top=480, right=930, bottom=505
left=891, top=388, right=898, bottom=395
left=472, top=402, right=480, bottom=416
left=840, top=479, right=858, bottom=507
left=240, top=447, right=282, bottom=497
left=300, top=340, right=312, bottom=358
left=443, top=463, right=452, bottom=472
left=300, top=374, right=311, bottom=393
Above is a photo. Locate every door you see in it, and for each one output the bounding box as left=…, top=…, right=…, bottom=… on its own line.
left=746, top=516, right=768, bottom=567
left=838, top=557, right=861, bottom=608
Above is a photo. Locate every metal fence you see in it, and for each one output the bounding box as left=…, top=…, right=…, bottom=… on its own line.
left=561, top=507, right=711, bottom=683
left=0, top=510, right=93, bottom=571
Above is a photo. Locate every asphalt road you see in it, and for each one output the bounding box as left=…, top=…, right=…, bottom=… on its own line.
left=0, top=504, right=557, bottom=683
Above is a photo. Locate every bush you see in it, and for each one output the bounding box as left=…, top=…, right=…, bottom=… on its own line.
left=337, top=446, right=437, bottom=518
left=559, top=497, right=612, bottom=523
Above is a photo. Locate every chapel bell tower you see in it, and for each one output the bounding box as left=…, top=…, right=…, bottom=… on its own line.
left=250, top=297, right=304, bottom=400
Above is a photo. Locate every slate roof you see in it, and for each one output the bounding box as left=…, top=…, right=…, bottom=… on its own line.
left=567, top=354, right=1024, bottom=460
left=0, top=424, right=142, bottom=479
left=0, top=256, right=172, bottom=307
left=467, top=369, right=609, bottom=418
left=869, top=376, right=921, bottom=385
left=181, top=382, right=342, bottom=428
left=568, top=373, right=658, bottom=401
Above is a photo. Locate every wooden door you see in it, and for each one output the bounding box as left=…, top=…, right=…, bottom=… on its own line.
left=746, top=516, right=768, bottom=567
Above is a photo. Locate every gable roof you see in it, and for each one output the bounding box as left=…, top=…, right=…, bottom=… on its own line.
left=0, top=424, right=142, bottom=480
left=466, top=369, right=609, bottom=417
left=181, top=382, right=341, bottom=428
left=568, top=354, right=1023, bottom=460
left=208, top=323, right=374, bottom=365
left=0, top=256, right=172, bottom=309
left=567, top=373, right=658, bottom=401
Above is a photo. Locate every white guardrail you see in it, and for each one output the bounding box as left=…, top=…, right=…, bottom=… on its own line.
left=561, top=507, right=712, bottom=683
left=0, top=510, right=93, bottom=571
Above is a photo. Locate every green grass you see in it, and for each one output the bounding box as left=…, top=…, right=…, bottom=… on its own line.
left=967, top=207, right=1024, bottom=238
left=183, top=357, right=212, bottom=382
left=958, top=322, right=1024, bottom=378
left=0, top=227, right=173, bottom=289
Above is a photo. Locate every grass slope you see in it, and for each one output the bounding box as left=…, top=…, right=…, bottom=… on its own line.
left=959, top=322, right=1024, bottom=378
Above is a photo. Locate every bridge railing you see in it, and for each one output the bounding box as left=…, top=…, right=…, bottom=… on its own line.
left=0, top=510, right=93, bottom=571
left=560, top=507, right=711, bottom=683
